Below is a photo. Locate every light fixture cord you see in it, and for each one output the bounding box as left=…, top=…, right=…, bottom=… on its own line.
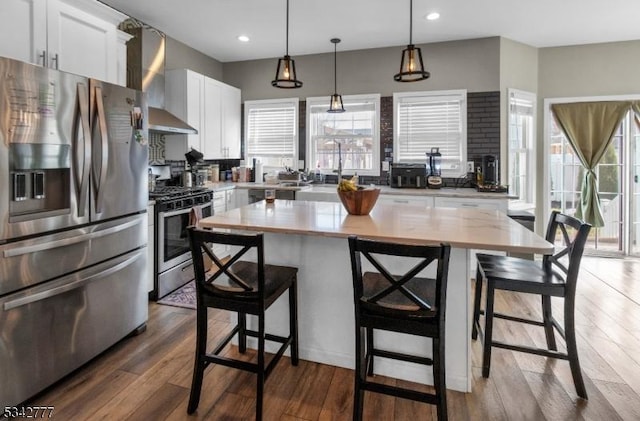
left=334, top=42, right=337, bottom=94
left=286, top=0, right=290, bottom=55
left=409, top=0, right=413, bottom=45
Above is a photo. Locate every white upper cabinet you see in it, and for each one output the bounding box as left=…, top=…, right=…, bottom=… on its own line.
left=0, top=0, right=129, bottom=85
left=165, top=68, right=242, bottom=160
left=0, top=0, right=47, bottom=64
left=221, top=83, right=241, bottom=159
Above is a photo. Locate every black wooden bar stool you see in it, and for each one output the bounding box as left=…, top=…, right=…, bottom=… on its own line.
left=186, top=227, right=299, bottom=420
left=472, top=211, right=591, bottom=399
left=348, top=235, right=451, bottom=421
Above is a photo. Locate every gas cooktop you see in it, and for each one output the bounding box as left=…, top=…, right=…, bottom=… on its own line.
left=150, top=186, right=213, bottom=212
left=149, top=186, right=209, bottom=200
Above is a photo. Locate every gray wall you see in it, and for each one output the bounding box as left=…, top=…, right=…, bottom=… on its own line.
left=222, top=37, right=501, bottom=101
left=499, top=38, right=539, bottom=183
left=534, top=40, right=640, bottom=231
left=165, top=37, right=223, bottom=80
left=538, top=40, right=640, bottom=98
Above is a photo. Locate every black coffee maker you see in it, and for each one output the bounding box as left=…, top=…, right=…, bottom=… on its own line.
left=426, top=147, right=442, bottom=189
left=482, top=155, right=498, bottom=185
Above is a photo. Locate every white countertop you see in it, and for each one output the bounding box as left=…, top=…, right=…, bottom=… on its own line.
left=202, top=181, right=516, bottom=199
left=199, top=200, right=551, bottom=254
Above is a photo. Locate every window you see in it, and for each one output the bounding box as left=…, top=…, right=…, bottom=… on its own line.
left=306, top=94, right=380, bottom=176
left=244, top=98, right=298, bottom=169
left=507, top=89, right=536, bottom=210
left=393, top=90, right=466, bottom=176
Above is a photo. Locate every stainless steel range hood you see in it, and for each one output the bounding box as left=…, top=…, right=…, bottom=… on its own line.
left=124, top=23, right=197, bottom=135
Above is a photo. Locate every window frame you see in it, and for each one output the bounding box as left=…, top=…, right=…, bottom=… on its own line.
left=393, top=89, right=467, bottom=177
left=543, top=93, right=640, bottom=255
left=306, top=93, right=381, bottom=176
left=243, top=97, right=299, bottom=171
left=507, top=88, right=537, bottom=211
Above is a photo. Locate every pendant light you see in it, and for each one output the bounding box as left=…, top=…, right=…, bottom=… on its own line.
left=394, top=0, right=430, bottom=82
left=327, top=38, right=345, bottom=113
left=272, top=0, right=303, bottom=88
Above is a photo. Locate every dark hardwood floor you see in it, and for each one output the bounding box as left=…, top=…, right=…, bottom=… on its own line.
left=29, top=257, right=640, bottom=420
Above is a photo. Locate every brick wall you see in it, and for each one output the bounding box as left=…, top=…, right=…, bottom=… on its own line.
left=466, top=91, right=501, bottom=170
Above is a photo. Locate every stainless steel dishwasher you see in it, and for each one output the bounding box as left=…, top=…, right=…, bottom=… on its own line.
left=248, top=189, right=296, bottom=203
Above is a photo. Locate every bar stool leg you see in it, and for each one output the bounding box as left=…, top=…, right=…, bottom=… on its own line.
left=238, top=312, right=247, bottom=353
left=289, top=278, right=299, bottom=365
left=432, top=336, right=448, bottom=421
left=353, top=325, right=365, bottom=421
left=482, top=280, right=496, bottom=378
left=565, top=295, right=588, bottom=399
left=256, top=313, right=266, bottom=420
left=366, top=327, right=374, bottom=376
left=541, top=295, right=557, bottom=351
left=187, top=302, right=208, bottom=414
left=472, top=264, right=483, bottom=340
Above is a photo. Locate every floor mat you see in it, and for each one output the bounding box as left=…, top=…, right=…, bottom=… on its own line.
left=156, top=280, right=196, bottom=310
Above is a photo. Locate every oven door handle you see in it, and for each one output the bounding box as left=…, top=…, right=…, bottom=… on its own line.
left=159, top=207, right=204, bottom=218
left=3, top=251, right=142, bottom=310
left=3, top=219, right=142, bottom=258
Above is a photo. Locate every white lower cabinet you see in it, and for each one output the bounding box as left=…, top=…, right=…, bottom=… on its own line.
left=378, top=195, right=434, bottom=207
left=434, top=197, right=507, bottom=213
left=147, top=204, right=154, bottom=293
left=234, top=189, right=249, bottom=208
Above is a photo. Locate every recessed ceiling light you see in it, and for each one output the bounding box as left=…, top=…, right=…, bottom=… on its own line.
left=425, top=12, right=440, bottom=21
left=237, top=35, right=250, bottom=42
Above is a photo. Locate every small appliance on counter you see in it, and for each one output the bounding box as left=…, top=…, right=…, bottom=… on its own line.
left=482, top=154, right=499, bottom=185
left=183, top=147, right=204, bottom=187
left=389, top=163, right=427, bottom=188
left=426, top=148, right=443, bottom=189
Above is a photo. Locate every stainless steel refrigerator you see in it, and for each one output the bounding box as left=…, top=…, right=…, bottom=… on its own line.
left=0, top=57, right=149, bottom=406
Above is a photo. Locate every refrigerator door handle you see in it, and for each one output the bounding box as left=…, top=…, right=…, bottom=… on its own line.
left=3, top=218, right=142, bottom=258
left=92, top=86, right=109, bottom=214
left=3, top=251, right=143, bottom=311
left=73, top=83, right=91, bottom=217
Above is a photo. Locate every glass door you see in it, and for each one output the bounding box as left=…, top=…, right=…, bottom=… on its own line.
left=549, top=109, right=638, bottom=256
left=631, top=116, right=640, bottom=255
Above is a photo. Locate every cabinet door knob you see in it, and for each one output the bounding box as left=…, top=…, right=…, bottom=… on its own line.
left=39, top=50, right=47, bottom=67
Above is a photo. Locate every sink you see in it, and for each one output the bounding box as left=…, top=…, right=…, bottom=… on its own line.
left=279, top=181, right=311, bottom=187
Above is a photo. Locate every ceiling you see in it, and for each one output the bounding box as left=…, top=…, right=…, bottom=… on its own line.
left=100, top=0, right=640, bottom=63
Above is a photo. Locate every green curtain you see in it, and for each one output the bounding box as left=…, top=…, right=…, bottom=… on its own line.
left=551, top=101, right=631, bottom=227
left=633, top=101, right=640, bottom=129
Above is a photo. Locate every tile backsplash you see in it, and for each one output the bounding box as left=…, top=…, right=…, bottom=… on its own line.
left=148, top=132, right=165, bottom=164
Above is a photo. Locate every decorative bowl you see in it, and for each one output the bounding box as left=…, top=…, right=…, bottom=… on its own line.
left=337, top=187, right=381, bottom=215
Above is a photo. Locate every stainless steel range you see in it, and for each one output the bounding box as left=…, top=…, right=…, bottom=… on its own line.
left=150, top=186, right=213, bottom=299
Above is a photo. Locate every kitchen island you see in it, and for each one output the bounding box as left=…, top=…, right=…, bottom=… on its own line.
left=198, top=200, right=552, bottom=392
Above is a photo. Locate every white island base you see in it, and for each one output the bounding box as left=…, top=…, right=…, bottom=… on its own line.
left=239, top=232, right=472, bottom=392
left=199, top=200, right=552, bottom=394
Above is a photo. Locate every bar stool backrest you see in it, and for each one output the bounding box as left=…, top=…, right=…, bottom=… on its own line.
left=187, top=227, right=266, bottom=301
left=348, top=236, right=451, bottom=321
left=543, top=211, right=592, bottom=293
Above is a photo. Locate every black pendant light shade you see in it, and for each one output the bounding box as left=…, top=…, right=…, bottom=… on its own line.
left=394, top=0, right=430, bottom=82
left=327, top=38, right=345, bottom=113
left=272, top=0, right=303, bottom=88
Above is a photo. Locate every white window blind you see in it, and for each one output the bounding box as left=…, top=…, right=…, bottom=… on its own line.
left=244, top=99, right=298, bottom=165
left=394, top=90, right=466, bottom=175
